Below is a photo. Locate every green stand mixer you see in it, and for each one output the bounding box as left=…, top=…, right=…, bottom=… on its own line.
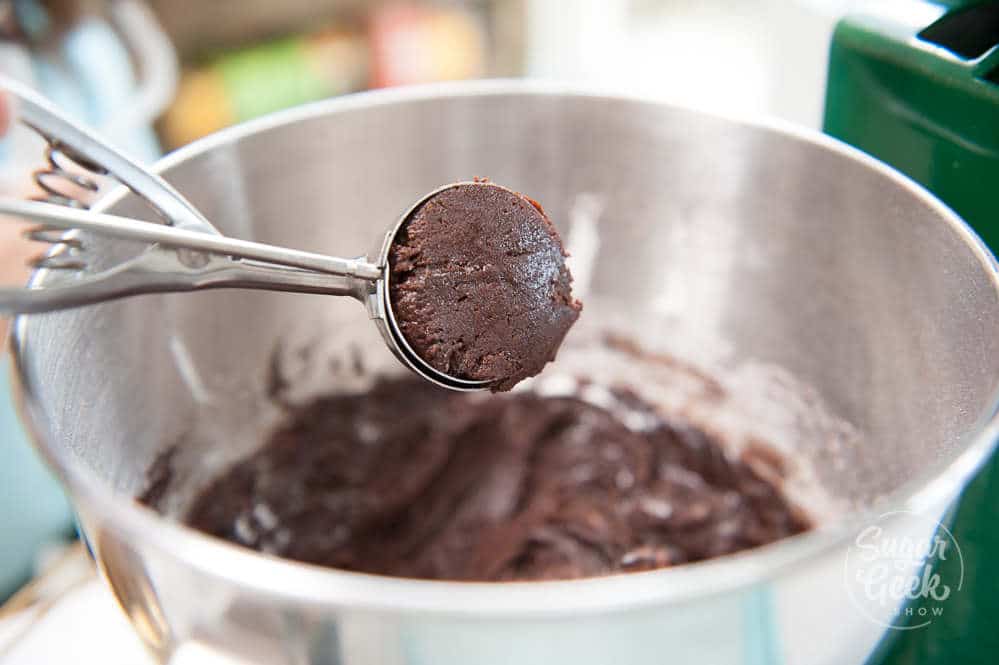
left=824, top=1, right=999, bottom=662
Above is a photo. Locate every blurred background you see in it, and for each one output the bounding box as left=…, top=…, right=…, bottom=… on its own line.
left=0, top=0, right=852, bottom=185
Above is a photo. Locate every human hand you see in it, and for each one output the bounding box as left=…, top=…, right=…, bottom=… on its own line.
left=0, top=93, right=9, bottom=137
left=0, top=90, right=31, bottom=323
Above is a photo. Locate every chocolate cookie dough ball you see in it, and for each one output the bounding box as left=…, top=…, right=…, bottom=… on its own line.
left=389, top=182, right=582, bottom=391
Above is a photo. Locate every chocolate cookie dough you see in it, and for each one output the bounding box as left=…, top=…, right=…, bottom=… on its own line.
left=389, top=182, right=582, bottom=391
left=180, top=378, right=809, bottom=581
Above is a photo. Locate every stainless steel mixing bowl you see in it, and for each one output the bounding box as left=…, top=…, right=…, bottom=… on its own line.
left=11, top=83, right=999, bottom=665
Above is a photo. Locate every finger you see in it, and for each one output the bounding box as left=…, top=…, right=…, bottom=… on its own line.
left=0, top=93, right=10, bottom=136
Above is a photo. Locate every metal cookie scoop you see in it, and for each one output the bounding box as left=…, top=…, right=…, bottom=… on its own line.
left=0, top=78, right=488, bottom=391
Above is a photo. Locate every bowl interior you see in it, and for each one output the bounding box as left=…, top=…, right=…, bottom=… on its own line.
left=16, top=90, right=999, bottom=549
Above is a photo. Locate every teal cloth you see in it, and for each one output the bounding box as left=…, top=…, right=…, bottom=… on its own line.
left=0, top=357, right=73, bottom=600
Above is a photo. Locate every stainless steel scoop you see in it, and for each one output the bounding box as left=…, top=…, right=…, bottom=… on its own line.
left=0, top=78, right=488, bottom=391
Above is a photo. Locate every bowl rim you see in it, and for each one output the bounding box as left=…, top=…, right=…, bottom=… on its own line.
left=11, top=80, right=999, bottom=616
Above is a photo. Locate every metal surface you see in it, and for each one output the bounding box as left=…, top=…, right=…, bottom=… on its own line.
left=1, top=199, right=382, bottom=279
left=2, top=76, right=215, bottom=234
left=0, top=198, right=381, bottom=310
left=10, top=84, right=999, bottom=665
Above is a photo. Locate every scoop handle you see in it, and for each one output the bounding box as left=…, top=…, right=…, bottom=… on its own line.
left=0, top=75, right=217, bottom=235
